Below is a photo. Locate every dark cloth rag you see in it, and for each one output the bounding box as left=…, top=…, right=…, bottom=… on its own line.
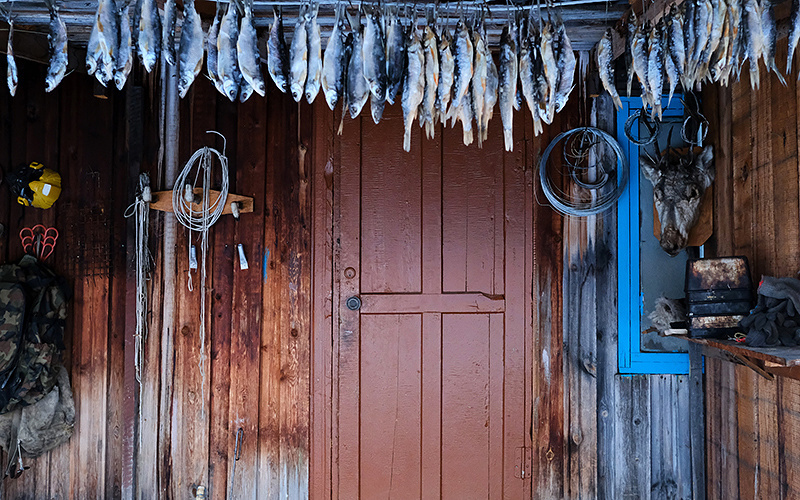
left=741, top=276, right=800, bottom=347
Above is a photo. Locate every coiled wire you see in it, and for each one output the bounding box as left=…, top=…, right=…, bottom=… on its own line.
left=172, top=145, right=229, bottom=231
left=539, top=127, right=628, bottom=216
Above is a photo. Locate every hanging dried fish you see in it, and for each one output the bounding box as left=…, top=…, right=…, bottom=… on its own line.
left=597, top=28, right=622, bottom=111
left=305, top=2, right=323, bottom=104
left=346, top=10, right=369, bottom=118
left=138, top=0, right=161, bottom=73
left=239, top=0, right=267, bottom=97
left=420, top=20, right=439, bottom=140
left=683, top=0, right=696, bottom=87
left=384, top=6, right=406, bottom=104
left=206, top=2, right=225, bottom=96
left=114, top=1, right=134, bottom=90
left=626, top=13, right=638, bottom=97
left=471, top=19, right=488, bottom=146
left=744, top=0, right=763, bottom=89
left=370, top=90, right=386, bottom=124
left=217, top=1, right=241, bottom=102
left=436, top=29, right=455, bottom=125
left=667, top=5, right=686, bottom=84
left=647, top=22, right=664, bottom=119
left=726, top=0, right=745, bottom=84
left=663, top=18, right=680, bottom=105
left=363, top=5, right=387, bottom=101
left=708, top=1, right=731, bottom=83
left=268, top=7, right=290, bottom=93
left=162, top=0, right=177, bottom=66
left=759, top=0, right=786, bottom=85
left=539, top=22, right=558, bottom=125
left=482, top=47, right=498, bottom=144
left=499, top=25, right=517, bottom=151
left=451, top=19, right=473, bottom=110
left=289, top=3, right=309, bottom=101
left=789, top=0, right=800, bottom=74
left=321, top=4, right=346, bottom=109
left=631, top=21, right=650, bottom=108
left=553, top=22, right=576, bottom=114
left=177, top=0, right=204, bottom=98
left=44, top=0, right=68, bottom=93
left=520, top=35, right=544, bottom=136
left=402, top=21, right=425, bottom=151
left=0, top=4, right=18, bottom=96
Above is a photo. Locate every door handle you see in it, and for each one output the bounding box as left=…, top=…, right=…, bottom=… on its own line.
left=345, top=296, right=362, bottom=311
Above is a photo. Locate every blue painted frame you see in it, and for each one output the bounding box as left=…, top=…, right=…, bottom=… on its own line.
left=616, top=96, right=690, bottom=375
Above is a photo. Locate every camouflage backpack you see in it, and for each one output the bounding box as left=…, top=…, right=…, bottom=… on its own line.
left=0, top=254, right=69, bottom=415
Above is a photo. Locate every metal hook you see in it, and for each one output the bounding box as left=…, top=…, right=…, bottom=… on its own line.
left=234, top=427, right=244, bottom=461
left=205, top=130, right=227, bottom=157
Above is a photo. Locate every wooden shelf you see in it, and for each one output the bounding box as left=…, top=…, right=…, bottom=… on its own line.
left=688, top=337, right=800, bottom=381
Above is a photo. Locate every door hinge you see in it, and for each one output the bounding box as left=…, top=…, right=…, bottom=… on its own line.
left=514, top=447, right=532, bottom=479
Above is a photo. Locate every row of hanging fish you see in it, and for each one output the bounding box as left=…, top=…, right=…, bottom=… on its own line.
left=598, top=0, right=800, bottom=118
left=0, top=3, right=17, bottom=96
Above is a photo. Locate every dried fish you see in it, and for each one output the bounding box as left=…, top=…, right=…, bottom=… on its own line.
left=114, top=1, right=133, bottom=90
left=44, top=0, right=68, bottom=93
left=162, top=0, right=177, bottom=66
left=683, top=0, right=696, bottom=85
left=138, top=0, right=161, bottom=73
left=760, top=0, right=786, bottom=85
left=554, top=22, right=576, bottom=114
left=789, top=0, right=800, bottom=74
left=663, top=18, right=680, bottom=105
left=177, top=0, right=204, bottom=98
left=482, top=48, right=498, bottom=144
left=206, top=2, right=225, bottom=96
left=384, top=7, right=406, bottom=105
left=597, top=29, right=622, bottom=111
left=436, top=29, right=455, bottom=125
left=420, top=22, right=439, bottom=139
left=305, top=3, right=323, bottom=104
left=363, top=5, right=387, bottom=101
left=744, top=0, right=763, bottom=89
left=626, top=13, right=638, bottom=97
left=708, top=1, right=731, bottom=83
left=520, top=35, right=544, bottom=136
left=668, top=5, right=687, bottom=81
left=238, top=0, right=266, bottom=97
left=289, top=4, right=309, bottom=101
left=86, top=0, right=104, bottom=76
left=726, top=0, right=744, bottom=83
left=471, top=22, right=488, bottom=146
left=346, top=11, right=369, bottom=119
left=689, top=0, right=712, bottom=83
left=451, top=19, right=473, bottom=110
left=499, top=25, right=517, bottom=151
left=321, top=4, right=346, bottom=109
left=239, top=77, right=254, bottom=103
left=268, top=7, right=290, bottom=93
left=647, top=22, right=664, bottom=119
left=402, top=23, right=425, bottom=152
left=539, top=22, right=558, bottom=124
left=631, top=22, right=650, bottom=109
left=217, top=2, right=241, bottom=102
left=370, top=91, right=386, bottom=124
left=0, top=5, right=18, bottom=96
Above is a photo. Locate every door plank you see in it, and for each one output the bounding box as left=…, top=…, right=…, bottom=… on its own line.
left=421, top=313, right=442, bottom=500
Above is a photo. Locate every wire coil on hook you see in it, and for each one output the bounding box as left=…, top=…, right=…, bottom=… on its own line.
left=539, top=126, right=628, bottom=216
left=624, top=108, right=660, bottom=146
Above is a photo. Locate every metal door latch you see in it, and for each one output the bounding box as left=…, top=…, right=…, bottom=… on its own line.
left=346, top=296, right=361, bottom=311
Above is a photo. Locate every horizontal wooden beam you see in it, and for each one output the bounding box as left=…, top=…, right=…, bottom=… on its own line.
left=149, top=188, right=254, bottom=216
left=360, top=293, right=506, bottom=314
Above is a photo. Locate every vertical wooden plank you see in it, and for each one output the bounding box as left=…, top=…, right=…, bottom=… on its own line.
left=259, top=87, right=282, bottom=500
left=688, top=343, right=706, bottom=500
left=505, top=103, right=530, bottom=500
left=737, top=367, right=759, bottom=500
left=529, top=104, right=565, bottom=500
left=705, top=356, right=722, bottom=499
left=170, top=80, right=215, bottom=498
left=614, top=376, right=651, bottom=500
left=335, top=111, right=362, bottom=500
left=756, top=375, right=781, bottom=499
left=730, top=78, right=754, bottom=261
left=227, top=89, right=266, bottom=500
left=207, top=96, right=236, bottom=500
left=719, top=360, right=740, bottom=498
left=488, top=313, right=504, bottom=500
left=751, top=60, right=776, bottom=277
left=310, top=99, right=335, bottom=500
left=778, top=378, right=800, bottom=500
left=420, top=119, right=442, bottom=500
left=420, top=313, right=442, bottom=500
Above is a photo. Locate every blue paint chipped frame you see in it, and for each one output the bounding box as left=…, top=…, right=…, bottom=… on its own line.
left=263, top=248, right=270, bottom=282
left=616, top=95, right=690, bottom=375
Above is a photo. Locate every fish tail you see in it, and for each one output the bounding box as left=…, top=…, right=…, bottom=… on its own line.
left=771, top=61, right=787, bottom=86
left=504, top=129, right=514, bottom=152
left=403, top=125, right=412, bottom=152
left=787, top=50, right=794, bottom=75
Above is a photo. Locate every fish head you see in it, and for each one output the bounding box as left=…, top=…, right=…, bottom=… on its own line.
left=86, top=57, right=98, bottom=75
left=178, top=77, right=191, bottom=98
left=291, top=85, right=303, bottom=102
left=223, top=80, right=238, bottom=102
left=324, top=90, right=338, bottom=110
left=239, top=84, right=254, bottom=102
left=256, top=82, right=266, bottom=97
left=114, top=73, right=126, bottom=90
left=45, top=76, right=57, bottom=93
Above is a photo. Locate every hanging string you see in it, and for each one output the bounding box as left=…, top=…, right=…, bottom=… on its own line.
left=124, top=173, right=153, bottom=386
left=172, top=132, right=229, bottom=386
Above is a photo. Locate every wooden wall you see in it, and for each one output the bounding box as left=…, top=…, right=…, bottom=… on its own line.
left=0, top=62, right=312, bottom=499
left=702, top=41, right=800, bottom=499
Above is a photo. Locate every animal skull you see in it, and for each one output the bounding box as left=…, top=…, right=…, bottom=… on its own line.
left=640, top=145, right=714, bottom=256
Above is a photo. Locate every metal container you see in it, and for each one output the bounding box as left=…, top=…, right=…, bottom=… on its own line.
left=685, top=257, right=753, bottom=338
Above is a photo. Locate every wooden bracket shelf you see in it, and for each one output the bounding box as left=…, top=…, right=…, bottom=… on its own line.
left=148, top=189, right=254, bottom=215
left=688, top=337, right=800, bottom=381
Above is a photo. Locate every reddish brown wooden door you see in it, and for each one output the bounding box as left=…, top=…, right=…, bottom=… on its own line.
left=324, top=109, right=532, bottom=499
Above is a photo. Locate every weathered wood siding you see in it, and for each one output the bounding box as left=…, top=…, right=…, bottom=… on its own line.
left=564, top=95, right=699, bottom=500
left=0, top=64, right=312, bottom=499
left=702, top=42, right=800, bottom=500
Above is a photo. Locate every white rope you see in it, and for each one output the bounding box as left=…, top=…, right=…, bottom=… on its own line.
left=172, top=132, right=229, bottom=380
left=124, top=173, right=152, bottom=386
